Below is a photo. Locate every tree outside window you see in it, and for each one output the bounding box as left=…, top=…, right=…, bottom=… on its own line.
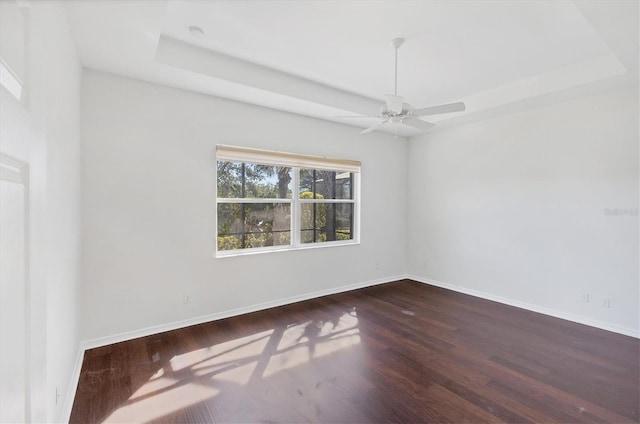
left=216, top=150, right=359, bottom=255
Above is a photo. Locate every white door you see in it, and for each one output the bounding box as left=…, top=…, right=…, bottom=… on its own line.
left=0, top=156, right=28, bottom=423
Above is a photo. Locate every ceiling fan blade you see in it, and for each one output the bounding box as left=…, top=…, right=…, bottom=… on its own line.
left=361, top=120, right=388, bottom=134
left=335, top=115, right=381, bottom=119
left=385, top=94, right=404, bottom=114
left=403, top=118, right=435, bottom=132
left=413, top=102, right=465, bottom=117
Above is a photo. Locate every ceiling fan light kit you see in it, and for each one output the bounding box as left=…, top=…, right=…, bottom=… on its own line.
left=343, top=37, right=465, bottom=135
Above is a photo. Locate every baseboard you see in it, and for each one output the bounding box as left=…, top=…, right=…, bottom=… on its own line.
left=60, top=344, right=85, bottom=423
left=62, top=274, right=403, bottom=422
left=83, top=274, right=407, bottom=351
left=64, top=272, right=636, bottom=422
left=408, top=274, right=640, bottom=339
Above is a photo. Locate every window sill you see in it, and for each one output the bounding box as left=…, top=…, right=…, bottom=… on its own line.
left=215, top=239, right=360, bottom=258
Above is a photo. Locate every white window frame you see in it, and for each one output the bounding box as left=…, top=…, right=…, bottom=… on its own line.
left=0, top=59, right=23, bottom=102
left=0, top=0, right=29, bottom=106
left=215, top=145, right=361, bottom=257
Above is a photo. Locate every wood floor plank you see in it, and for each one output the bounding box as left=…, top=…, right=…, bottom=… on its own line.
left=70, top=279, right=639, bottom=423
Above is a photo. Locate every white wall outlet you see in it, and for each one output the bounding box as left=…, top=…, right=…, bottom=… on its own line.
left=183, top=293, right=192, bottom=304
left=600, top=297, right=611, bottom=308
left=55, top=387, right=61, bottom=405
left=580, top=293, right=590, bottom=303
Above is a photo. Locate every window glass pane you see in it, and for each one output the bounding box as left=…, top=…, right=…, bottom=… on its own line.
left=217, top=161, right=292, bottom=199
left=217, top=203, right=291, bottom=250
left=301, top=203, right=353, bottom=243
left=299, top=169, right=353, bottom=200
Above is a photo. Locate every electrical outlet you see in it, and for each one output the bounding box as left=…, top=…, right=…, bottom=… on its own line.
left=580, top=293, right=590, bottom=303
left=600, top=298, right=611, bottom=308
left=55, top=387, right=60, bottom=405
left=183, top=293, right=192, bottom=304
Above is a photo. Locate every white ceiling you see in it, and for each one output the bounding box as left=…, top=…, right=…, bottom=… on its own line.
left=64, top=0, right=638, bottom=138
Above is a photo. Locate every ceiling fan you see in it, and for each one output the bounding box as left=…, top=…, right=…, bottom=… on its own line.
left=342, top=38, right=465, bottom=134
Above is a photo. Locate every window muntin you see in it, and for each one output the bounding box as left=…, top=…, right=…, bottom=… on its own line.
left=216, top=146, right=359, bottom=256
left=299, top=169, right=353, bottom=200
left=299, top=169, right=355, bottom=244
left=300, top=203, right=354, bottom=244
left=217, top=162, right=292, bottom=199
left=217, top=202, right=291, bottom=250
left=216, top=160, right=292, bottom=251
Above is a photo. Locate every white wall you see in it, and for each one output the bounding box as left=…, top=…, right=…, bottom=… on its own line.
left=0, top=1, right=82, bottom=421
left=80, top=70, right=408, bottom=341
left=407, top=86, right=639, bottom=336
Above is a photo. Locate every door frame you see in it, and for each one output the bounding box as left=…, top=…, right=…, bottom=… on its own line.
left=0, top=153, right=30, bottom=422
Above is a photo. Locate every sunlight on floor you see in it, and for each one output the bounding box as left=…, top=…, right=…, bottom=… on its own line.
left=103, top=309, right=360, bottom=422
left=172, top=329, right=273, bottom=384
left=103, top=330, right=273, bottom=422
left=264, top=309, right=360, bottom=377
left=104, top=380, right=220, bottom=423
left=128, top=368, right=175, bottom=401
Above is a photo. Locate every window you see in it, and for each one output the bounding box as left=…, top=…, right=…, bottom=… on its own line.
left=216, top=145, right=360, bottom=256
left=0, top=1, right=28, bottom=103
left=0, top=59, right=23, bottom=101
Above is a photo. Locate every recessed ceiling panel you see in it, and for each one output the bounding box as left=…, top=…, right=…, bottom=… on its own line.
left=64, top=0, right=635, bottom=137
left=161, top=0, right=611, bottom=105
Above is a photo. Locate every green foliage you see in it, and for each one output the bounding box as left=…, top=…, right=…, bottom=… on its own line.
left=300, top=191, right=327, bottom=243
left=217, top=163, right=352, bottom=249
left=218, top=230, right=291, bottom=251
left=217, top=235, right=242, bottom=251
left=300, top=191, right=322, bottom=200
left=336, top=231, right=351, bottom=240
left=216, top=161, right=291, bottom=199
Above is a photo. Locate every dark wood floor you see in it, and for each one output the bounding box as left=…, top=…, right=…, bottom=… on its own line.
left=70, top=279, right=639, bottom=423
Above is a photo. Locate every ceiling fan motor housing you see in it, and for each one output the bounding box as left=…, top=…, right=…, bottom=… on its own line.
left=381, top=102, right=413, bottom=117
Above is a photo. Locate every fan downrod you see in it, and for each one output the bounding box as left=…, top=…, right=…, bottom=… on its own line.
left=390, top=37, right=404, bottom=97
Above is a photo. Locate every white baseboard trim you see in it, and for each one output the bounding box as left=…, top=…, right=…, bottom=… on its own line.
left=408, top=274, right=639, bottom=339
left=82, top=274, right=404, bottom=351
left=60, top=344, right=85, bottom=423
left=62, top=273, right=637, bottom=422
left=62, top=274, right=405, bottom=422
